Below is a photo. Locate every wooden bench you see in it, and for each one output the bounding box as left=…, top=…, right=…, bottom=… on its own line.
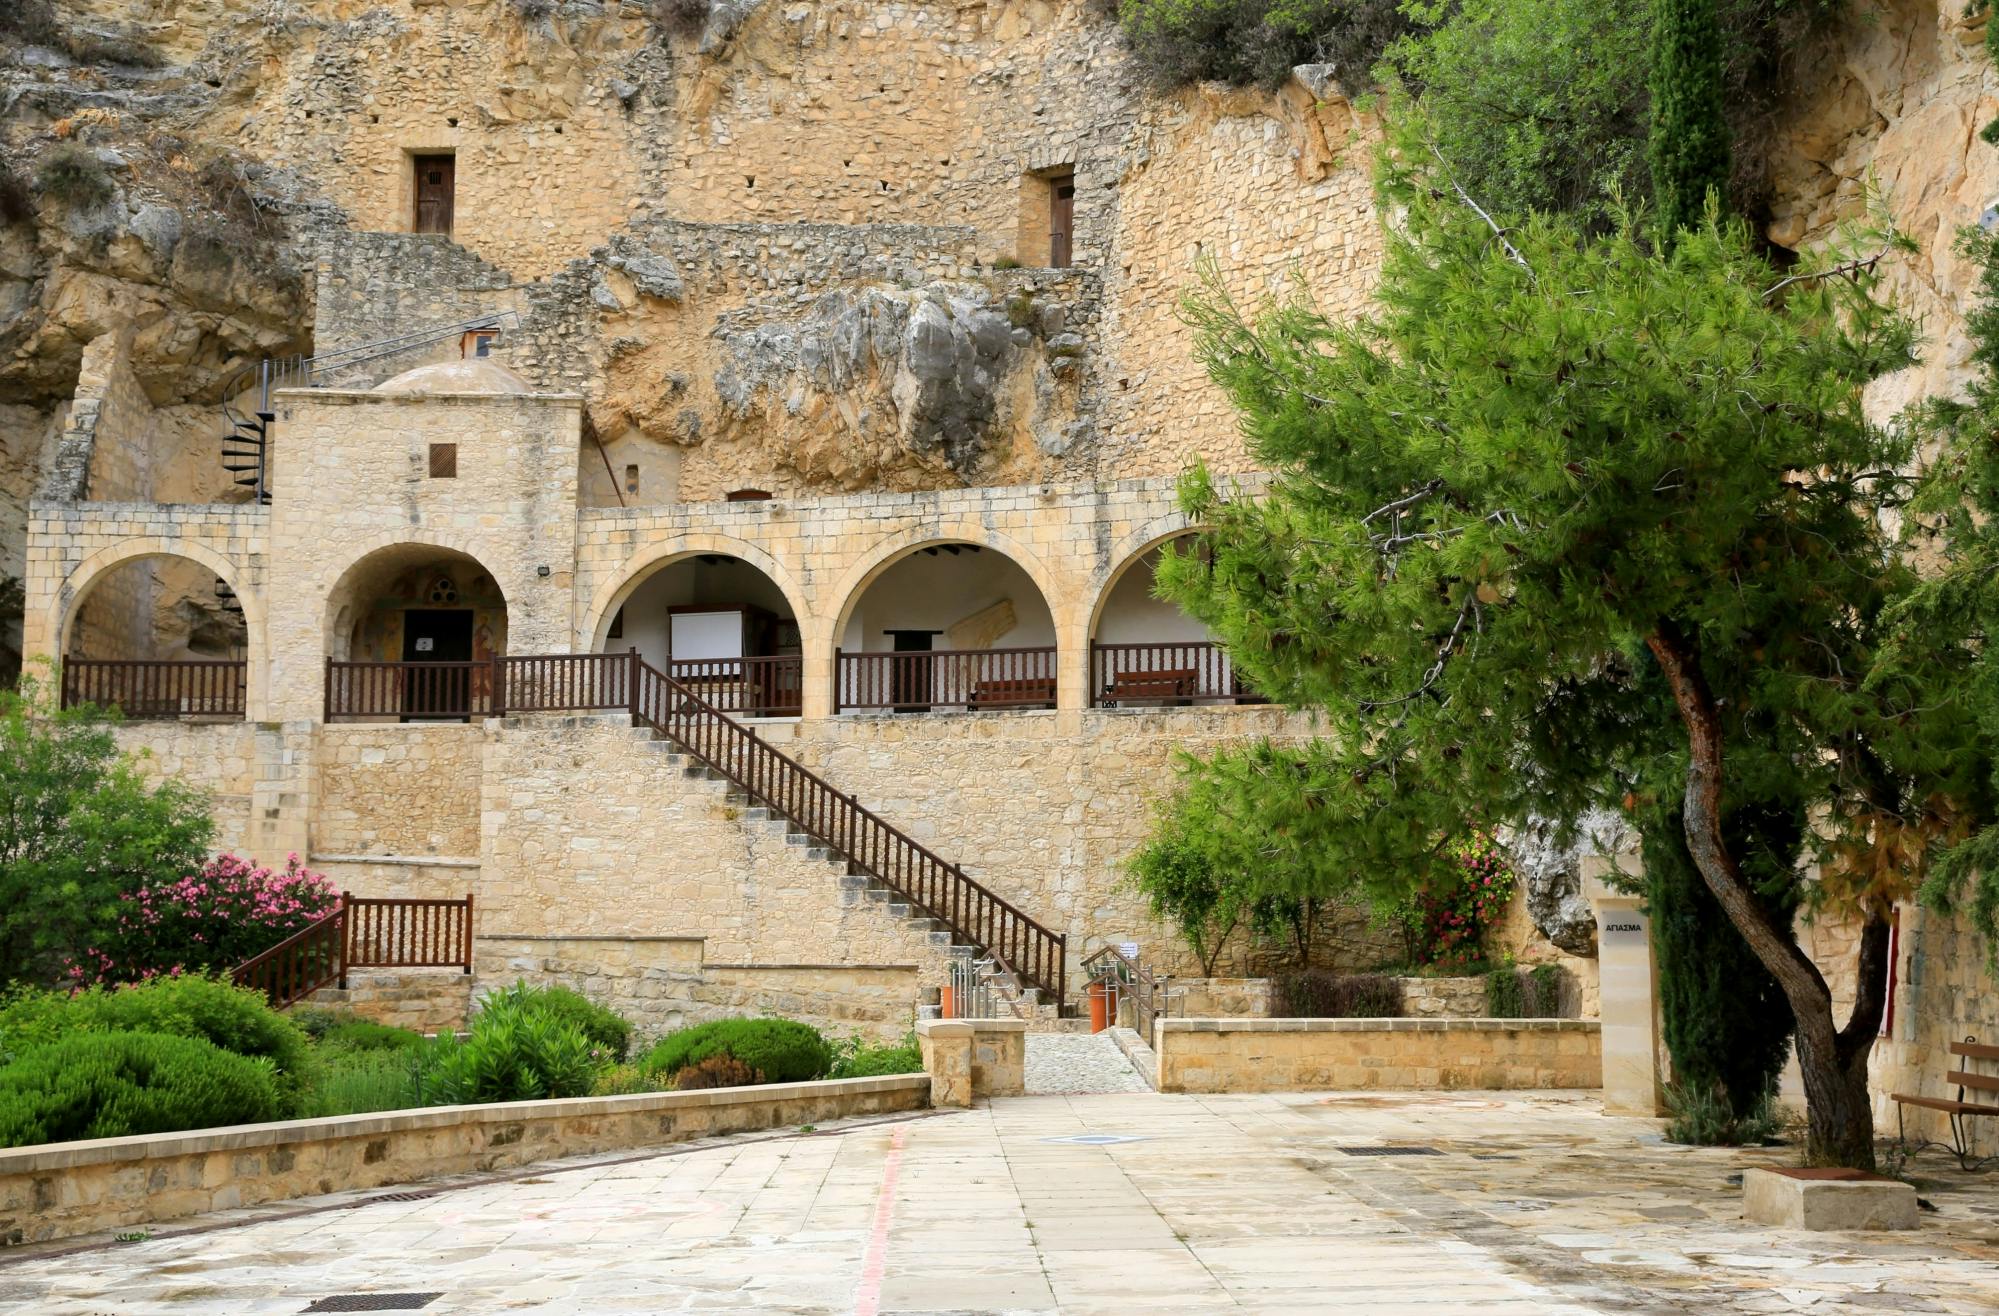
left=1891, top=1036, right=1999, bottom=1170
left=967, top=677, right=1056, bottom=709
left=1102, top=668, right=1198, bottom=705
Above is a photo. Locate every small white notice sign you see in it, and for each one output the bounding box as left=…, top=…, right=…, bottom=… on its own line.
left=414, top=637, right=435, bottom=653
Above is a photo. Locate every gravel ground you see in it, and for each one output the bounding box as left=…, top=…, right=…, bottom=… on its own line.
left=1024, top=1030, right=1151, bottom=1094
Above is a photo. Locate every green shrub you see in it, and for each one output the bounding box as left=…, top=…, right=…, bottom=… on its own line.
left=0, top=976, right=313, bottom=1112
left=420, top=997, right=595, bottom=1105
left=829, top=1032, right=923, bottom=1079
left=302, top=1049, right=430, bottom=1119
left=0, top=1031, right=282, bottom=1147
left=316, top=1018, right=427, bottom=1058
left=589, top=1063, right=664, bottom=1097
left=34, top=145, right=114, bottom=210
left=482, top=982, right=631, bottom=1061
left=1484, top=963, right=1573, bottom=1018
left=1119, top=0, right=1412, bottom=95
left=1664, top=1081, right=1783, bottom=1147
left=639, top=1018, right=833, bottom=1086
left=1271, top=971, right=1402, bottom=1019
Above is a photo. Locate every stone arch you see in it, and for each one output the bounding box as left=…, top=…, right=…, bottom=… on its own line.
left=1084, top=518, right=1209, bottom=640
left=320, top=539, right=515, bottom=664
left=827, top=525, right=1070, bottom=649
left=48, top=537, right=267, bottom=717
left=580, top=532, right=812, bottom=654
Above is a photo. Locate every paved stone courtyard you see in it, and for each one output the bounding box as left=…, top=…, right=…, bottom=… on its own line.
left=4, top=1091, right=1996, bottom=1315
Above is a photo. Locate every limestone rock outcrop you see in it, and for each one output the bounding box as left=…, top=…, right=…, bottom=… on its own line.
left=1503, top=810, right=1634, bottom=958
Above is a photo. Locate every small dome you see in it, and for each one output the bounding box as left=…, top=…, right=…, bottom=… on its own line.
left=374, top=359, right=531, bottom=396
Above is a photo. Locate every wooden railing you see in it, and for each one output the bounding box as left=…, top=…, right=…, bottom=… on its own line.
left=325, top=658, right=492, bottom=721
left=231, top=892, right=474, bottom=1010
left=499, top=653, right=631, bottom=714
left=232, top=907, right=346, bottom=1010
left=836, top=646, right=1057, bottom=712
left=668, top=656, right=803, bottom=717
left=61, top=658, right=247, bottom=720
left=1090, top=640, right=1265, bottom=707
left=628, top=656, right=1067, bottom=1002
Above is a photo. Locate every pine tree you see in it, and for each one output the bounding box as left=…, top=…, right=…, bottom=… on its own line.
left=1647, top=0, right=1731, bottom=237
left=1160, top=154, right=1970, bottom=1166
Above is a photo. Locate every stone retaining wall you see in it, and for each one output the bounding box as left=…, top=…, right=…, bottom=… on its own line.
left=1153, top=1018, right=1602, bottom=1094
left=0, top=1076, right=929, bottom=1248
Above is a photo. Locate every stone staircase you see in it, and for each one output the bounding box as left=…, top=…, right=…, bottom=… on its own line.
left=638, top=732, right=1063, bottom=1022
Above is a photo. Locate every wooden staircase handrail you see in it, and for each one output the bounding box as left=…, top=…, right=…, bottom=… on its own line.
left=623, top=655, right=1067, bottom=1003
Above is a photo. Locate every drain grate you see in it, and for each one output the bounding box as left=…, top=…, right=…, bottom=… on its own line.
left=301, top=1295, right=443, bottom=1313
left=1338, top=1145, right=1442, bottom=1157
left=345, top=1191, right=439, bottom=1208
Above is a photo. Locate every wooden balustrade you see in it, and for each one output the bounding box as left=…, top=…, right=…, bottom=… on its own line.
left=61, top=658, right=247, bottom=720
left=835, top=646, right=1057, bottom=713
left=230, top=893, right=474, bottom=1011
left=1090, top=641, right=1264, bottom=706
left=667, top=656, right=803, bottom=717
left=499, top=653, right=631, bottom=715
left=631, top=658, right=1066, bottom=1001
left=325, top=659, right=490, bottom=721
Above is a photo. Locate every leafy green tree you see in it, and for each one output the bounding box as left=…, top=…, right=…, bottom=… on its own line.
left=0, top=670, right=214, bottom=984
left=1159, top=152, right=1957, bottom=1164
left=1385, top=0, right=1651, bottom=232
left=1127, top=745, right=1360, bottom=973
left=1647, top=0, right=1731, bottom=237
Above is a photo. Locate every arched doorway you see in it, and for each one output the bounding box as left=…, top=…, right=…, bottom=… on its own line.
left=323, top=545, right=508, bottom=722
left=835, top=542, right=1058, bottom=713
left=599, top=553, right=803, bottom=718
left=1089, top=538, right=1259, bottom=706
left=58, top=551, right=253, bottom=719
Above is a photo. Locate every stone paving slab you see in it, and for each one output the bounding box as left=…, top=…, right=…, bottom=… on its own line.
left=2, top=1091, right=1997, bottom=1314
left=1023, top=1031, right=1151, bottom=1095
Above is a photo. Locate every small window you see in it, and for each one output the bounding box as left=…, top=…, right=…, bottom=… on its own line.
left=429, top=443, right=458, bottom=479
left=726, top=488, right=773, bottom=502
left=624, top=463, right=640, bottom=495
left=463, top=331, right=495, bottom=359
left=1048, top=170, right=1075, bottom=269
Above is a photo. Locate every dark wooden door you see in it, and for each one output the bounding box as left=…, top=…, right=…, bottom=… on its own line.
left=1049, top=173, right=1075, bottom=268
left=413, top=155, right=455, bottom=235
left=888, top=630, right=935, bottom=713
left=401, top=609, right=473, bottom=719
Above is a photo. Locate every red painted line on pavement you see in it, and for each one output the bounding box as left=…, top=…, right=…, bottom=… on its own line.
left=853, top=1122, right=909, bottom=1316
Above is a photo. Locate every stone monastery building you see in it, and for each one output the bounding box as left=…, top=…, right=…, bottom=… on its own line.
left=11, top=0, right=1996, bottom=1131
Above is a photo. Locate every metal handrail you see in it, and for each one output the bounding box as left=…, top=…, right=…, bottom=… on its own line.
left=223, top=311, right=521, bottom=423
left=626, top=655, right=1068, bottom=1002
left=1082, top=942, right=1171, bottom=1037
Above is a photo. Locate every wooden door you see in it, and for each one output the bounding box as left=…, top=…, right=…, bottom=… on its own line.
left=400, top=609, right=472, bottom=719
left=413, top=155, right=455, bottom=236
left=1049, top=173, right=1075, bottom=268
left=888, top=630, right=935, bottom=713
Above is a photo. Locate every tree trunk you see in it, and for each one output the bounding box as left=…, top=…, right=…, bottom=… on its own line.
left=1646, top=622, right=1881, bottom=1169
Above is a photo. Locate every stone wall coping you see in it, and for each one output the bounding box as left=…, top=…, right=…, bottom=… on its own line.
left=27, top=498, right=271, bottom=518
left=1155, top=1017, right=1601, bottom=1034
left=956, top=1018, right=1030, bottom=1033
left=276, top=387, right=585, bottom=409
left=704, top=962, right=919, bottom=971
left=917, top=1020, right=975, bottom=1038
left=476, top=933, right=705, bottom=944
left=312, top=854, right=480, bottom=869
left=0, top=1075, right=930, bottom=1175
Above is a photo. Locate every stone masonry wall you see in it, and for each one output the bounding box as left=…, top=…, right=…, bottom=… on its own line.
left=112, top=721, right=258, bottom=859
left=1153, top=1018, right=1604, bottom=1094
left=475, top=711, right=959, bottom=985
left=314, top=725, right=484, bottom=858
left=775, top=705, right=1328, bottom=977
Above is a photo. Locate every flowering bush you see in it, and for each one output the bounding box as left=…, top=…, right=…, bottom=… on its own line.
left=1401, top=834, right=1518, bottom=971
left=78, top=854, right=339, bottom=984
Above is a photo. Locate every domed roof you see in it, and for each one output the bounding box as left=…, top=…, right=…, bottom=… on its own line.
left=373, top=359, right=532, bottom=396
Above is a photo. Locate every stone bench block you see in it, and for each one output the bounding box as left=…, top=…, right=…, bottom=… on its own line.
left=1742, top=1167, right=1918, bottom=1231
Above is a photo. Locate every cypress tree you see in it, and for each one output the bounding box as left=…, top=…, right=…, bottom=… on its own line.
left=1644, top=802, right=1802, bottom=1126
left=1647, top=0, right=1731, bottom=237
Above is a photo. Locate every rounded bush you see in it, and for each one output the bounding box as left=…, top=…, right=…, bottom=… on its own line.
left=420, top=997, right=595, bottom=1105
left=0, top=1031, right=283, bottom=1147
left=639, top=1018, right=832, bottom=1086
left=0, top=975, right=313, bottom=1112
left=482, top=982, right=632, bottom=1061
left=672, top=1055, right=760, bottom=1091
left=316, top=1018, right=427, bottom=1057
